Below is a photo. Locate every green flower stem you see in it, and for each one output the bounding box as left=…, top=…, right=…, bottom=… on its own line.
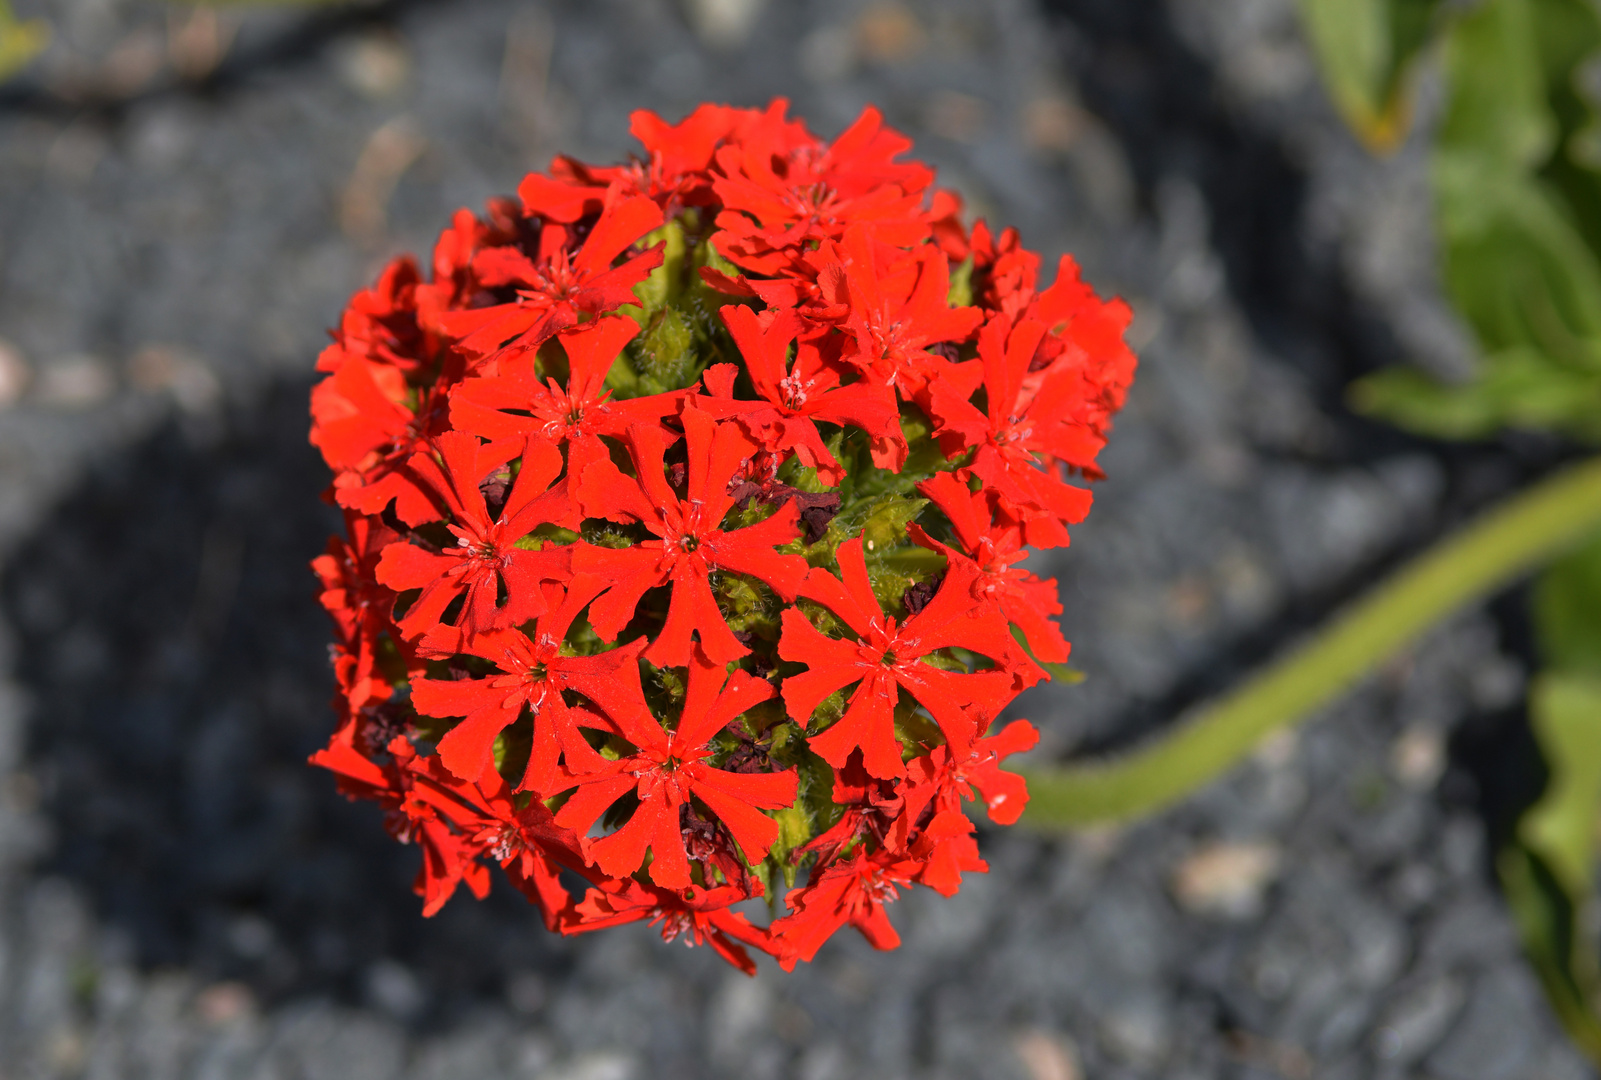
left=1021, top=455, right=1601, bottom=828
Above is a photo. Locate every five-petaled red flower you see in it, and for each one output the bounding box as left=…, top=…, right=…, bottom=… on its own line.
left=575, top=405, right=810, bottom=666
left=698, top=305, right=903, bottom=482
left=778, top=537, right=1039, bottom=779
left=931, top=314, right=1099, bottom=548
left=409, top=574, right=653, bottom=790
left=449, top=316, right=687, bottom=504
left=553, top=647, right=798, bottom=890
left=910, top=470, right=1070, bottom=663
left=375, top=431, right=570, bottom=638
left=434, top=195, right=666, bottom=367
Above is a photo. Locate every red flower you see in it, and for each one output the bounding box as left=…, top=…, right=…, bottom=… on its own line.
left=777, top=537, right=1035, bottom=779
left=797, top=752, right=906, bottom=865
left=433, top=195, right=666, bottom=366
left=310, top=735, right=497, bottom=918
left=410, top=574, right=653, bottom=790
left=566, top=878, right=776, bottom=975
left=891, top=717, right=1042, bottom=897
left=309, top=254, right=473, bottom=526
left=906, top=718, right=1040, bottom=827
left=1016, top=255, right=1138, bottom=453
left=930, top=314, right=1096, bottom=548
left=545, top=103, right=764, bottom=215
left=416, top=205, right=519, bottom=331
left=574, top=406, right=810, bottom=666
left=910, top=470, right=1070, bottom=663
left=311, top=352, right=458, bottom=528
left=712, top=104, right=933, bottom=276
left=553, top=647, right=799, bottom=890
left=392, top=738, right=591, bottom=926
left=771, top=849, right=917, bottom=969
left=313, top=510, right=402, bottom=714
left=967, top=220, right=1041, bottom=320
left=315, top=256, right=433, bottom=379
left=698, top=305, right=904, bottom=482
left=375, top=432, right=570, bottom=638
left=836, top=229, right=984, bottom=400
left=904, top=806, right=985, bottom=897
left=449, top=316, right=684, bottom=503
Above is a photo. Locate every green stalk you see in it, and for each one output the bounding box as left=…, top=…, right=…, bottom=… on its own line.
left=1021, top=455, right=1601, bottom=828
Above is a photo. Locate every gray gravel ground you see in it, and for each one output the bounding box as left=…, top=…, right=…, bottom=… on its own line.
left=0, top=0, right=1594, bottom=1077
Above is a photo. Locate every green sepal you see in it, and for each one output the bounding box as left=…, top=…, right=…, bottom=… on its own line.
left=625, top=307, right=702, bottom=396
left=1349, top=360, right=1601, bottom=441
left=811, top=493, right=928, bottom=564
left=766, top=807, right=813, bottom=890
left=947, top=255, right=975, bottom=308
left=630, top=219, right=689, bottom=319
left=1008, top=624, right=1085, bottom=684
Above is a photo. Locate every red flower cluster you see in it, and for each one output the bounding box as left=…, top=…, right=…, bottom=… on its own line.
left=309, top=100, right=1136, bottom=973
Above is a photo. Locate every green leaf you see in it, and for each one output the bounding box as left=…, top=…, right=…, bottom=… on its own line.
left=861, top=496, right=927, bottom=553
left=1521, top=673, right=1601, bottom=896
left=1348, top=367, right=1510, bottom=439
left=1351, top=0, right=1601, bottom=446
left=0, top=0, right=49, bottom=83
left=1436, top=0, right=1555, bottom=170
left=1349, top=350, right=1601, bottom=440
left=1296, top=0, right=1444, bottom=151
left=1434, top=150, right=1601, bottom=354
left=1499, top=667, right=1601, bottom=1064
left=810, top=491, right=926, bottom=562
left=766, top=807, right=812, bottom=889
left=1498, top=843, right=1601, bottom=1060
left=1535, top=534, right=1601, bottom=675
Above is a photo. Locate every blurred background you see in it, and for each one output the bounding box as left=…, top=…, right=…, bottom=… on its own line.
left=0, top=0, right=1588, bottom=1077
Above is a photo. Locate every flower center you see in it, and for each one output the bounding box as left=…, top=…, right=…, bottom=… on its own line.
left=779, top=372, right=808, bottom=409
left=657, top=910, right=696, bottom=944
left=487, top=824, right=521, bottom=862
left=863, top=870, right=901, bottom=905
left=459, top=536, right=501, bottom=562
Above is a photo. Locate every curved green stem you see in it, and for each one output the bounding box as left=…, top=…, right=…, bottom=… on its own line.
left=1021, top=456, right=1601, bottom=828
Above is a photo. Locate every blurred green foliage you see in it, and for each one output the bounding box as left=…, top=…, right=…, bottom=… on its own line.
left=1308, top=0, right=1601, bottom=1063
left=1030, top=3, right=1601, bottom=1065
left=0, top=0, right=49, bottom=82
left=1346, top=0, right=1601, bottom=440
left=1295, top=0, right=1443, bottom=151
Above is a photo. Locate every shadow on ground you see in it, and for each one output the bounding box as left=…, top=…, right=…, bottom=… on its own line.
left=2, top=384, right=576, bottom=1022
left=1042, top=0, right=1405, bottom=423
